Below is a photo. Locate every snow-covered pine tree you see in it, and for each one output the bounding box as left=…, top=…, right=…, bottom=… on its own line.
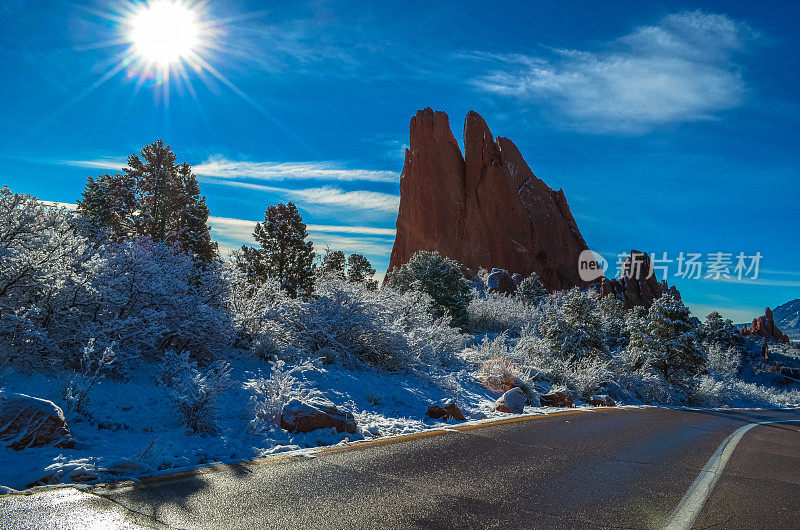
left=235, top=202, right=315, bottom=298
left=386, top=250, right=472, bottom=329
left=516, top=272, right=547, bottom=304
left=641, top=293, right=704, bottom=383
left=320, top=248, right=346, bottom=277
left=702, top=311, right=742, bottom=348
left=77, top=140, right=217, bottom=262
left=347, top=253, right=377, bottom=290
left=541, top=288, right=604, bottom=360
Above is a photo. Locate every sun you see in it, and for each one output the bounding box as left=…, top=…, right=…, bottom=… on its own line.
left=128, top=1, right=200, bottom=68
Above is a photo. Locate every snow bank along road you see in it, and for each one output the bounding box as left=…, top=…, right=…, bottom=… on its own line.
left=2, top=407, right=800, bottom=529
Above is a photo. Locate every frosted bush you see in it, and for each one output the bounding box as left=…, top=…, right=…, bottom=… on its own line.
left=468, top=293, right=539, bottom=334
left=0, top=190, right=234, bottom=368
left=705, top=344, right=742, bottom=378
left=64, top=339, right=121, bottom=420
left=245, top=360, right=317, bottom=434
left=162, top=352, right=233, bottom=434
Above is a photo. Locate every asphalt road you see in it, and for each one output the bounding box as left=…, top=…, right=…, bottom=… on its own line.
left=2, top=407, right=800, bottom=529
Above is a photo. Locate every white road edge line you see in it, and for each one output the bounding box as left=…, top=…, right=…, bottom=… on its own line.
left=663, top=419, right=800, bottom=530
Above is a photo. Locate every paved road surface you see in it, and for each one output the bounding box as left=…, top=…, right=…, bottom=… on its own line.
left=2, top=407, right=800, bottom=529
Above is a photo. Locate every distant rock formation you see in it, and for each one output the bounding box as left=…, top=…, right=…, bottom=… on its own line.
left=740, top=307, right=791, bottom=344
left=595, top=250, right=681, bottom=309
left=387, top=108, right=591, bottom=291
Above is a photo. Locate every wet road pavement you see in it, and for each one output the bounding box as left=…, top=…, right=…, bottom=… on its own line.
left=2, top=407, right=799, bottom=529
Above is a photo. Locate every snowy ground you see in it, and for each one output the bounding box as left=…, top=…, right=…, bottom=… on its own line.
left=1, top=350, right=597, bottom=492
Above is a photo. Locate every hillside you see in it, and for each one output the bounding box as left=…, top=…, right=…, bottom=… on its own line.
left=774, top=299, right=800, bottom=340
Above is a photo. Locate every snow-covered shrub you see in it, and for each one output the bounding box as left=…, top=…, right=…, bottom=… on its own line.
left=167, top=357, right=233, bottom=435
left=385, top=251, right=472, bottom=329
left=63, top=339, right=121, bottom=420
left=245, top=360, right=317, bottom=434
left=516, top=273, right=547, bottom=304
left=0, top=188, right=234, bottom=368
left=468, top=293, right=538, bottom=334
left=705, top=344, right=742, bottom=379
left=228, top=271, right=297, bottom=357
left=0, top=189, right=94, bottom=367
left=84, top=239, right=234, bottom=363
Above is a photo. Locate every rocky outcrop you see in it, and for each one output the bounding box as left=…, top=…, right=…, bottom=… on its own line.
left=740, top=307, right=791, bottom=344
left=586, top=395, right=616, bottom=407
left=280, top=398, right=357, bottom=434
left=0, top=391, right=74, bottom=450
left=388, top=108, right=592, bottom=291
left=539, top=391, right=575, bottom=408
left=487, top=268, right=516, bottom=295
left=595, top=250, right=681, bottom=309
left=492, top=387, right=527, bottom=414
left=426, top=402, right=466, bottom=421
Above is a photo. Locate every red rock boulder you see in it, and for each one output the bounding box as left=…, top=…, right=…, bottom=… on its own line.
left=0, top=391, right=74, bottom=450
left=539, top=391, right=575, bottom=408
left=280, top=398, right=357, bottom=434
left=426, top=402, right=466, bottom=421
left=586, top=395, right=616, bottom=407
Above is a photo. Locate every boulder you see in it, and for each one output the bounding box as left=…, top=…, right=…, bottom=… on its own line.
left=426, top=402, right=466, bottom=421
left=539, top=391, right=575, bottom=408
left=487, top=268, right=516, bottom=295
left=387, top=108, right=593, bottom=291
left=586, top=395, right=616, bottom=407
left=492, top=387, right=527, bottom=414
left=0, top=391, right=73, bottom=450
left=280, top=398, right=357, bottom=434
left=740, top=307, right=791, bottom=344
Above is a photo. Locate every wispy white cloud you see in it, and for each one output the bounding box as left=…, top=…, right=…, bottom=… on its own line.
left=194, top=157, right=398, bottom=183
left=470, top=11, right=757, bottom=133
left=64, top=156, right=399, bottom=183
left=62, top=157, right=126, bottom=171
left=208, top=215, right=394, bottom=259
left=201, top=178, right=400, bottom=213
left=208, top=215, right=395, bottom=239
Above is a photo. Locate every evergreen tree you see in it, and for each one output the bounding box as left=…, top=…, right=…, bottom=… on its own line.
left=347, top=253, right=377, bottom=290
left=386, top=251, right=472, bottom=329
left=320, top=248, right=346, bottom=276
left=516, top=273, right=547, bottom=304
left=235, top=202, right=315, bottom=298
left=702, top=311, right=742, bottom=347
left=541, top=288, right=604, bottom=360
left=77, top=140, right=217, bottom=262
left=641, top=294, right=703, bottom=382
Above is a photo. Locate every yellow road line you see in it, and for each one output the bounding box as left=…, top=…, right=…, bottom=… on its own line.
left=98, top=407, right=621, bottom=489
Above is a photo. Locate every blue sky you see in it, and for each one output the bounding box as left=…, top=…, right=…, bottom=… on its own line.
left=1, top=0, right=798, bottom=322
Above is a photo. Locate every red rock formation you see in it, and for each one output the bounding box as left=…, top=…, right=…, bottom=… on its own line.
left=388, top=108, right=591, bottom=291
left=740, top=307, right=791, bottom=344
left=596, top=250, right=681, bottom=309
